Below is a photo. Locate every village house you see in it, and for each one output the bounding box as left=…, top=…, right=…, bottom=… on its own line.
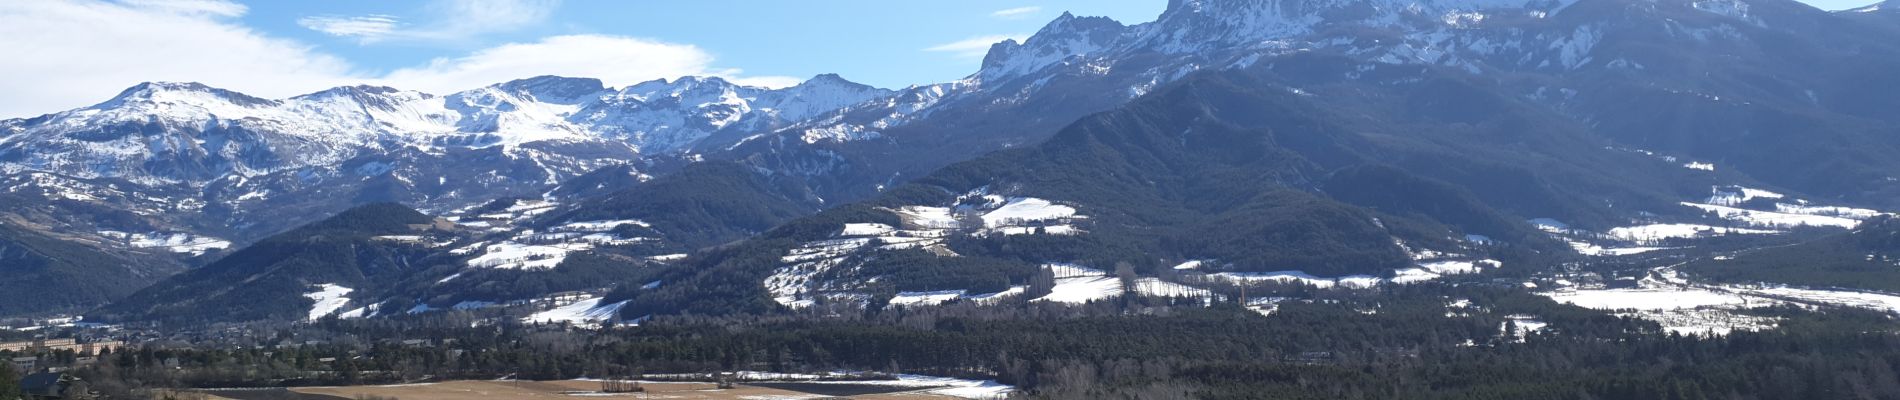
left=11, top=356, right=37, bottom=372
left=20, top=372, right=95, bottom=400
left=0, top=338, right=122, bottom=355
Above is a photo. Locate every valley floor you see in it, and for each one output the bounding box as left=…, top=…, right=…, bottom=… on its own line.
left=195, top=379, right=981, bottom=400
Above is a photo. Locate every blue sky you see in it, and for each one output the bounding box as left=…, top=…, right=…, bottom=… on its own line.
left=0, top=0, right=1875, bottom=118
left=244, top=1, right=1167, bottom=90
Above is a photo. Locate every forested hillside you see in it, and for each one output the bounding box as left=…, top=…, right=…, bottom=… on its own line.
left=89, top=204, right=446, bottom=325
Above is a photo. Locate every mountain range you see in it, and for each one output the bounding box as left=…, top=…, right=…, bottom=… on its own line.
left=5, top=0, right=1900, bottom=325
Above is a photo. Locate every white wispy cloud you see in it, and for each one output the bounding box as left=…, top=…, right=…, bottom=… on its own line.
left=0, top=0, right=799, bottom=118
left=381, top=34, right=799, bottom=95
left=300, top=0, right=559, bottom=44
left=0, top=0, right=356, bottom=117
left=117, top=0, right=246, bottom=18
left=924, top=34, right=1028, bottom=58
left=297, top=15, right=400, bottom=40
left=990, top=6, right=1043, bottom=19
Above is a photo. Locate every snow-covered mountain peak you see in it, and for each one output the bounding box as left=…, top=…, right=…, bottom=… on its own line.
left=492, top=76, right=609, bottom=105
left=973, top=0, right=1587, bottom=84
left=87, top=81, right=281, bottom=120
left=789, top=73, right=885, bottom=94
left=980, top=12, right=1129, bottom=82
left=618, top=76, right=748, bottom=105
left=767, top=74, right=894, bottom=119
left=294, top=85, right=412, bottom=100
left=584, top=73, right=897, bottom=152
left=105, top=81, right=277, bottom=107
left=290, top=85, right=435, bottom=113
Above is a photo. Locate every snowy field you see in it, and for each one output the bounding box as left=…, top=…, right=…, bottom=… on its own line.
left=1537, top=263, right=1900, bottom=335
left=1539, top=285, right=1778, bottom=336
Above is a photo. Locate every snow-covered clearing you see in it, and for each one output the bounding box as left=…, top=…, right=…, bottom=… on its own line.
left=1038, top=276, right=1124, bottom=304
left=1206, top=260, right=1493, bottom=288
left=1603, top=223, right=1778, bottom=244
left=335, top=304, right=375, bottom=320
left=1681, top=202, right=1859, bottom=229
left=1687, top=185, right=1880, bottom=229
left=894, top=206, right=959, bottom=229
left=1542, top=287, right=1758, bottom=311
left=372, top=235, right=425, bottom=243
left=98, top=231, right=231, bottom=256
left=1775, top=203, right=1882, bottom=220
left=465, top=241, right=592, bottom=270
left=522, top=296, right=629, bottom=327
left=1530, top=218, right=1574, bottom=234
left=1540, top=285, right=1777, bottom=336
left=550, top=219, right=649, bottom=232
left=1207, top=271, right=1375, bottom=289
left=1501, top=315, right=1548, bottom=341
left=1738, top=286, right=1900, bottom=314
left=1399, top=260, right=1497, bottom=283
left=1566, top=239, right=1672, bottom=256
left=979, top=198, right=1076, bottom=228
left=840, top=223, right=896, bottom=236
left=303, top=284, right=354, bottom=321
left=1133, top=278, right=1218, bottom=299
left=1704, top=186, right=1784, bottom=206
left=888, top=290, right=967, bottom=307
left=768, top=238, right=874, bottom=307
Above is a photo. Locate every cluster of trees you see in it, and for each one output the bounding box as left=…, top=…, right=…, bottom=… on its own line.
left=0, top=363, right=17, bottom=400
left=0, top=221, right=182, bottom=316
left=56, top=282, right=1900, bottom=399
left=825, top=250, right=1036, bottom=294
